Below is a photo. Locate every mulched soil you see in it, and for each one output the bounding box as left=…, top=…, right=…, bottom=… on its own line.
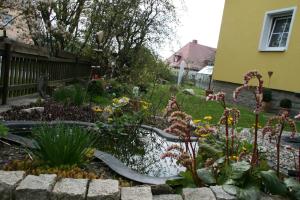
left=0, top=101, right=98, bottom=122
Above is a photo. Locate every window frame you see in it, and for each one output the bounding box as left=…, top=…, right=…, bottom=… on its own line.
left=258, top=7, right=297, bottom=52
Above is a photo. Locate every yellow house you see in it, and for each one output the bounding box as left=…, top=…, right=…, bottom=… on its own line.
left=214, top=0, right=300, bottom=94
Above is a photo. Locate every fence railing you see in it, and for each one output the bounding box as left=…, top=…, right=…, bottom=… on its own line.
left=0, top=38, right=92, bottom=105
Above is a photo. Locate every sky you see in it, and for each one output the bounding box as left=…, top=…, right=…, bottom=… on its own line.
left=159, top=0, right=225, bottom=58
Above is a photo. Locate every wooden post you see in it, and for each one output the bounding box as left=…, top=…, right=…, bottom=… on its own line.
left=2, top=41, right=11, bottom=105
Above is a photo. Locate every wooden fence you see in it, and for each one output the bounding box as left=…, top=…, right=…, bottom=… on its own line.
left=0, top=38, right=92, bottom=105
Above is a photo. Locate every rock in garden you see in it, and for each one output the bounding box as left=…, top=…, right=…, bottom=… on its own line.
left=15, top=174, right=57, bottom=200
left=153, top=194, right=183, bottom=200
left=52, top=178, right=88, bottom=200
left=182, top=188, right=216, bottom=200
left=151, top=184, right=174, bottom=195
left=20, top=107, right=44, bottom=114
left=182, top=89, right=195, bottom=96
left=87, top=179, right=120, bottom=200
left=210, top=186, right=236, bottom=200
left=121, top=186, right=152, bottom=200
left=0, top=170, right=25, bottom=200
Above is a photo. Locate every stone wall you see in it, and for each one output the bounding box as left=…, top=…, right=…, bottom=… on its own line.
left=213, top=80, right=300, bottom=115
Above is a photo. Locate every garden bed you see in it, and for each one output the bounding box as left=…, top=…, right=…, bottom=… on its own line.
left=1, top=101, right=98, bottom=122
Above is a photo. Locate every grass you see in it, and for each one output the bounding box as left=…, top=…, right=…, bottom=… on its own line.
left=145, top=83, right=300, bottom=131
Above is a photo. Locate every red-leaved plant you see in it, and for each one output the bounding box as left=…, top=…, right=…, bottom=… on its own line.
left=162, top=96, right=215, bottom=186
left=233, top=70, right=263, bottom=166
left=206, top=92, right=240, bottom=162
left=262, top=111, right=297, bottom=176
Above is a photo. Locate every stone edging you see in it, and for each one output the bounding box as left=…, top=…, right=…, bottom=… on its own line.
left=0, top=170, right=282, bottom=200
left=0, top=170, right=228, bottom=200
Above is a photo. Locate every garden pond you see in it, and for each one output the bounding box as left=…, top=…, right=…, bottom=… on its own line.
left=4, top=122, right=195, bottom=178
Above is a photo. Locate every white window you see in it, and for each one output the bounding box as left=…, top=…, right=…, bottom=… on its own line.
left=0, top=14, right=13, bottom=27
left=259, top=7, right=297, bottom=52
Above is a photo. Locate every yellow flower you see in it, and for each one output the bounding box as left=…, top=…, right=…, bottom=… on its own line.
left=242, top=147, right=247, bottom=152
left=205, top=124, right=210, bottom=129
left=140, top=101, right=151, bottom=110
left=252, top=123, right=262, bottom=129
left=104, top=106, right=113, bottom=114
left=92, top=106, right=102, bottom=112
left=193, top=119, right=201, bottom=124
left=108, top=118, right=113, bottom=122
left=204, top=116, right=213, bottom=121
left=230, top=155, right=239, bottom=161
left=228, top=117, right=233, bottom=125
left=200, top=133, right=209, bottom=138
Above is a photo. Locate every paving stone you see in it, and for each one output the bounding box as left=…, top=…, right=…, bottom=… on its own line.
left=0, top=171, right=25, bottom=200
left=210, top=186, right=236, bottom=200
left=121, top=186, right=152, bottom=200
left=87, top=179, right=120, bottom=200
left=51, top=178, right=88, bottom=200
left=153, top=194, right=183, bottom=200
left=182, top=188, right=216, bottom=200
left=15, top=174, right=57, bottom=200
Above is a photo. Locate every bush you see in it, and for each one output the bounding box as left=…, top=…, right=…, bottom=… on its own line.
left=280, top=98, right=292, bottom=109
left=106, top=79, right=130, bottom=97
left=263, top=89, right=272, bottom=102
left=53, top=84, right=85, bottom=106
left=87, top=80, right=105, bottom=97
left=32, top=124, right=95, bottom=167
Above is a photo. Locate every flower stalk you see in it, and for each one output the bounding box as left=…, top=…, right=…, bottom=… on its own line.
left=233, top=70, right=263, bottom=167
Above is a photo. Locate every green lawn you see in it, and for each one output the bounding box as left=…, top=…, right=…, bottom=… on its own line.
left=144, top=84, right=300, bottom=131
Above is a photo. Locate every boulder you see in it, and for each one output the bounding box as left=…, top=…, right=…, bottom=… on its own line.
left=51, top=178, right=88, bottom=200
left=121, top=186, right=152, bottom=200
left=0, top=171, right=25, bottom=200
left=87, top=179, right=120, bottom=200
left=182, top=188, right=216, bottom=200
left=15, top=174, right=57, bottom=200
left=182, top=89, right=195, bottom=96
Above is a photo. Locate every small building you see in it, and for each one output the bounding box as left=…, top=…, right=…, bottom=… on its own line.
left=213, top=0, right=300, bottom=113
left=167, top=40, right=216, bottom=80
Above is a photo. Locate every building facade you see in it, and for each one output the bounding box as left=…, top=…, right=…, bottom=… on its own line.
left=214, top=0, right=300, bottom=93
left=0, top=3, right=34, bottom=44
left=213, top=0, right=300, bottom=113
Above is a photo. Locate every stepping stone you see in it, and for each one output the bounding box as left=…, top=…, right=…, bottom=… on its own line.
left=87, top=179, right=120, bottom=200
left=15, top=174, right=57, bottom=200
left=210, top=186, right=236, bottom=200
left=121, top=186, right=152, bottom=200
left=153, top=194, right=183, bottom=200
left=51, top=178, right=88, bottom=200
left=182, top=188, right=216, bottom=200
left=0, top=171, right=25, bottom=200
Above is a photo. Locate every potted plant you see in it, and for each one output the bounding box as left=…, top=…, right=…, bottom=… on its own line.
left=279, top=98, right=292, bottom=114
left=261, top=89, right=272, bottom=112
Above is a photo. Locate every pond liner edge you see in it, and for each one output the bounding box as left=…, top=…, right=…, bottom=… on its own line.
left=1, top=120, right=183, bottom=185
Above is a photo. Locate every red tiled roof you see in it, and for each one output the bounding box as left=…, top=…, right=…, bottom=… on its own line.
left=167, top=40, right=216, bottom=71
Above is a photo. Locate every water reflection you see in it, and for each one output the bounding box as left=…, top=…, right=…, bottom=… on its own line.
left=96, top=128, right=188, bottom=177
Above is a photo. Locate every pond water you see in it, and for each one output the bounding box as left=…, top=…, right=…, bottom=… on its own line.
left=96, top=128, right=191, bottom=177
left=8, top=124, right=192, bottom=178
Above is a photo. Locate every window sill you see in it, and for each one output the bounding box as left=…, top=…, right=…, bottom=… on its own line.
left=258, top=47, right=287, bottom=52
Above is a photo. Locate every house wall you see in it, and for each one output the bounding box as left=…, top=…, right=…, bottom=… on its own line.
left=213, top=0, right=300, bottom=93
left=1, top=9, right=33, bottom=44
